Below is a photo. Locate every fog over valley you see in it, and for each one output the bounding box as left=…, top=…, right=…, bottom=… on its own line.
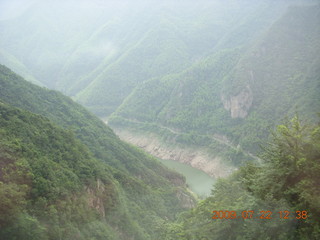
left=0, top=0, right=319, bottom=239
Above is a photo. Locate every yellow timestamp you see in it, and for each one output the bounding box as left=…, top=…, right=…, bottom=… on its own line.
left=212, top=210, right=308, bottom=220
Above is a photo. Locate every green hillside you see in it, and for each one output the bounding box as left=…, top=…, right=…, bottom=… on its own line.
left=0, top=65, right=195, bottom=239
left=0, top=102, right=118, bottom=239
left=72, top=1, right=289, bottom=116
left=161, top=116, right=320, bottom=239
left=0, top=1, right=319, bottom=238
left=0, top=1, right=289, bottom=116
left=109, top=4, right=320, bottom=162
left=1, top=2, right=317, bottom=166
left=0, top=0, right=318, bottom=177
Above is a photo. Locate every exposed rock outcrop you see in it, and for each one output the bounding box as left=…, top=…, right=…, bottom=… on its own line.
left=221, top=85, right=253, bottom=118
left=85, top=179, right=107, bottom=218
left=113, top=129, right=233, bottom=178
left=176, top=188, right=196, bottom=208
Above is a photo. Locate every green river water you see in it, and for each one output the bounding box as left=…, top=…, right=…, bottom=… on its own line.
left=160, top=159, right=215, bottom=197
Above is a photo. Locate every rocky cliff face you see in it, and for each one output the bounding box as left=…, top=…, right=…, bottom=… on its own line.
left=221, top=85, right=253, bottom=118
left=176, top=188, right=196, bottom=208
left=85, top=179, right=110, bottom=219
left=113, top=129, right=233, bottom=178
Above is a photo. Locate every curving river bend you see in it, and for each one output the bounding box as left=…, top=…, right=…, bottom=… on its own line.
left=160, top=158, right=215, bottom=198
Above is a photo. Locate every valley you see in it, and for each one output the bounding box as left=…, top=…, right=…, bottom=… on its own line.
left=113, top=127, right=233, bottom=178
left=110, top=116, right=261, bottom=176
left=0, top=0, right=319, bottom=239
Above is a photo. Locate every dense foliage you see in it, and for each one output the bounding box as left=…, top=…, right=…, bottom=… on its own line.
left=0, top=1, right=284, bottom=115
left=161, top=116, right=320, bottom=239
left=0, top=65, right=195, bottom=239
left=0, top=102, right=117, bottom=239
left=1, top=68, right=318, bottom=238
left=0, top=1, right=319, bottom=239
left=1, top=1, right=319, bottom=168
left=108, top=4, right=320, bottom=169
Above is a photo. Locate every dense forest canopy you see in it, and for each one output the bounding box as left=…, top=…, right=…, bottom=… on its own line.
left=1, top=0, right=318, bottom=169
left=0, top=0, right=319, bottom=239
left=0, top=65, right=195, bottom=239
left=161, top=116, right=320, bottom=239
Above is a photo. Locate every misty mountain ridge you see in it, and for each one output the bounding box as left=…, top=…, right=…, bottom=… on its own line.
left=0, top=64, right=196, bottom=239
left=0, top=0, right=319, bottom=178
left=1, top=0, right=320, bottom=239
left=0, top=0, right=319, bottom=179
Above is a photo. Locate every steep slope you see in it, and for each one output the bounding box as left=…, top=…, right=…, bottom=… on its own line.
left=0, top=65, right=195, bottom=240
left=161, top=116, right=320, bottom=239
left=0, top=102, right=120, bottom=239
left=109, top=4, right=320, bottom=168
left=1, top=1, right=318, bottom=175
left=68, top=0, right=291, bottom=116
left=0, top=0, right=290, bottom=116
left=0, top=0, right=118, bottom=88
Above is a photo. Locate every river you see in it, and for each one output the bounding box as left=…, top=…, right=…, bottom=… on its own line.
left=159, top=158, right=215, bottom=198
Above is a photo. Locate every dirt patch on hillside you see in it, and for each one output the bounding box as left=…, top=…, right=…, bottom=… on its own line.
left=114, top=128, right=234, bottom=178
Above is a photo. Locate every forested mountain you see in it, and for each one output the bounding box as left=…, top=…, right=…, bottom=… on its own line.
left=0, top=0, right=300, bottom=114
left=0, top=65, right=195, bottom=239
left=1, top=64, right=319, bottom=239
left=110, top=3, right=320, bottom=160
left=162, top=116, right=320, bottom=239
left=0, top=0, right=318, bottom=174
left=0, top=0, right=320, bottom=239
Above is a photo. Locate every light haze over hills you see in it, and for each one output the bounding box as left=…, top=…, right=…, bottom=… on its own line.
left=0, top=0, right=320, bottom=239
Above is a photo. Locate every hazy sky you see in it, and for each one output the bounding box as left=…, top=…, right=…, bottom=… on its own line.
left=0, top=0, right=37, bottom=20
left=1, top=0, right=318, bottom=22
